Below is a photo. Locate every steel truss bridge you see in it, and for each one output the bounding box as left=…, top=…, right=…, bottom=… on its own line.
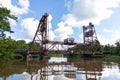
left=27, top=13, right=102, bottom=58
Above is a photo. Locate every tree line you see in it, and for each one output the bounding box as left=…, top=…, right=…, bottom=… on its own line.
left=68, top=40, right=120, bottom=56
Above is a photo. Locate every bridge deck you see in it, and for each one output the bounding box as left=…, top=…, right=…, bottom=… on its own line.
left=27, top=49, right=102, bottom=55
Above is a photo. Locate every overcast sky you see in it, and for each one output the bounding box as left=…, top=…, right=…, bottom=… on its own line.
left=0, top=0, right=120, bottom=45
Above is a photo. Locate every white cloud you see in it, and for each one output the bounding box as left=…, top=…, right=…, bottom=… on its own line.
left=0, top=0, right=30, bottom=15
left=55, top=0, right=120, bottom=43
left=98, top=30, right=120, bottom=45
left=62, top=14, right=81, bottom=27
left=48, top=14, right=53, bottom=30
left=63, top=0, right=120, bottom=28
left=111, top=30, right=120, bottom=43
left=97, top=35, right=110, bottom=45
left=72, top=0, right=96, bottom=20
left=48, top=14, right=55, bottom=41
left=62, top=0, right=120, bottom=27
left=103, top=28, right=113, bottom=33
left=60, top=0, right=120, bottom=44
left=79, top=33, right=83, bottom=42
left=54, top=22, right=74, bottom=41
left=20, top=18, right=39, bottom=40
left=49, top=30, right=55, bottom=41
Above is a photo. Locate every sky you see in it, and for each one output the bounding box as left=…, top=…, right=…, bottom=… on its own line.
left=0, top=0, right=120, bottom=45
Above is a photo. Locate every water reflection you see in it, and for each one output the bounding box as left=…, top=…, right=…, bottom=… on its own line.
left=101, top=61, right=120, bottom=80
left=0, top=58, right=120, bottom=80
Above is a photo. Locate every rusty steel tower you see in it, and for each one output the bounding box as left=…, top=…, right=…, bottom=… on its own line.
left=83, top=22, right=100, bottom=54
left=28, top=13, right=49, bottom=55
left=33, top=13, right=49, bottom=44
left=29, top=13, right=67, bottom=55
left=83, top=22, right=97, bottom=44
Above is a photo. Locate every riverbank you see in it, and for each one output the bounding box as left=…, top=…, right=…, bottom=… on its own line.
left=104, top=55, right=120, bottom=60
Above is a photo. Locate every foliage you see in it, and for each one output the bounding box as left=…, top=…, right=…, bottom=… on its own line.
left=16, top=40, right=29, bottom=49
left=102, top=39, right=120, bottom=56
left=115, top=39, right=120, bottom=55
left=0, top=7, right=17, bottom=37
left=93, top=40, right=102, bottom=51
left=0, top=37, right=28, bottom=61
left=68, top=39, right=120, bottom=57
left=0, top=37, right=15, bottom=61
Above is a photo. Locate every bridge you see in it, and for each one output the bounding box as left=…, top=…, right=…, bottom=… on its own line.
left=27, top=13, right=102, bottom=59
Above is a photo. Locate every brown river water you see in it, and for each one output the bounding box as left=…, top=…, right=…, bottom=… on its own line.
left=0, top=57, right=120, bottom=80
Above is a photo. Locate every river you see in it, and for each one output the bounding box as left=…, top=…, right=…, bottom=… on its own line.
left=0, top=57, right=120, bottom=80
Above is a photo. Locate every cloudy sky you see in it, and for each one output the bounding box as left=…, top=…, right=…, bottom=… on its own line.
left=0, top=0, right=120, bottom=45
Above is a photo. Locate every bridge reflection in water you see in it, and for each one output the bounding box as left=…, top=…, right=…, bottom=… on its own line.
left=1, top=57, right=120, bottom=80
left=26, top=57, right=103, bottom=80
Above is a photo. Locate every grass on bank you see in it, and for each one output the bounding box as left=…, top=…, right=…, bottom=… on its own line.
left=104, top=55, right=120, bottom=60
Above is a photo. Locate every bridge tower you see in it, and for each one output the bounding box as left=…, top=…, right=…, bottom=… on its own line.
left=28, top=13, right=49, bottom=57
left=33, top=13, right=49, bottom=47
left=83, top=22, right=101, bottom=54
left=83, top=22, right=97, bottom=44
left=28, top=13, right=65, bottom=57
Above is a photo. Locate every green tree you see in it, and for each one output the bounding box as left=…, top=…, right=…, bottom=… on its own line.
left=115, top=39, right=120, bottom=55
left=115, top=39, right=120, bottom=46
left=0, top=7, right=17, bottom=37
left=94, top=40, right=101, bottom=51
left=0, top=37, right=29, bottom=61
left=103, top=44, right=111, bottom=51
left=0, top=37, right=16, bottom=60
left=16, top=40, right=28, bottom=49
